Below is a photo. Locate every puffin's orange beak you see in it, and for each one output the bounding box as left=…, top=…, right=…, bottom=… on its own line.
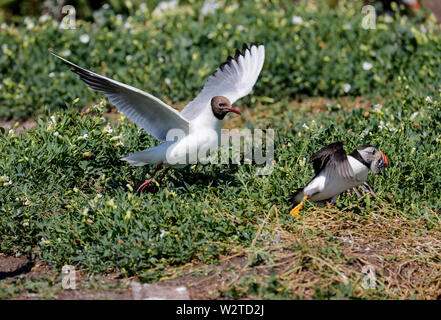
left=381, top=151, right=389, bottom=167
left=378, top=151, right=389, bottom=179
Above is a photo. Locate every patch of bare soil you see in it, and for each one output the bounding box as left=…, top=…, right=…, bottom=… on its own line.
left=0, top=254, right=192, bottom=300
left=425, top=0, right=441, bottom=23
left=0, top=254, right=33, bottom=280
left=0, top=119, right=37, bottom=133
left=225, top=96, right=377, bottom=129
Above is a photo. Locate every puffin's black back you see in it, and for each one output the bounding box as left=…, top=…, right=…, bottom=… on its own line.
left=309, top=142, right=348, bottom=175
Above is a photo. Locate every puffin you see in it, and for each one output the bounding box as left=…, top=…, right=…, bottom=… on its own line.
left=290, top=142, right=389, bottom=216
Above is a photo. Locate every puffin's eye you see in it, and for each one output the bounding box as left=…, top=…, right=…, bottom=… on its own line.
left=219, top=103, right=226, bottom=107
left=371, top=150, right=375, bottom=155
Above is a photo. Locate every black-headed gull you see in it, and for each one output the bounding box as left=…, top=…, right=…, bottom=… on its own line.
left=51, top=43, right=265, bottom=192
left=290, top=142, right=388, bottom=215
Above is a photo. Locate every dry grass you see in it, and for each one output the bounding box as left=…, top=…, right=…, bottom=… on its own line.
left=156, top=203, right=441, bottom=299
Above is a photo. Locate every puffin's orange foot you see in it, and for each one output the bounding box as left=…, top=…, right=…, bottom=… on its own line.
left=290, top=195, right=308, bottom=216
left=290, top=202, right=303, bottom=216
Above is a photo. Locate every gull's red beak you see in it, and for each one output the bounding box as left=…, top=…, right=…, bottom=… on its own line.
left=226, top=108, right=241, bottom=115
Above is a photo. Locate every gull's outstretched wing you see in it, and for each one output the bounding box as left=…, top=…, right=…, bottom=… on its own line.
left=180, top=43, right=265, bottom=121
left=50, top=52, right=189, bottom=141
left=309, top=142, right=355, bottom=180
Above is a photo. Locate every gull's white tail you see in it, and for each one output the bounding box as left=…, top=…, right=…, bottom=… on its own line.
left=121, top=142, right=172, bottom=166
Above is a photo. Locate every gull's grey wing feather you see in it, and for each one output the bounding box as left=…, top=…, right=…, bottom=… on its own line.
left=310, top=142, right=355, bottom=180
left=180, top=43, right=265, bottom=121
left=50, top=51, right=189, bottom=141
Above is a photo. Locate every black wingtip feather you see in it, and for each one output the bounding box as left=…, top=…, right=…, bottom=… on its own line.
left=51, top=50, right=117, bottom=94
left=212, top=43, right=263, bottom=76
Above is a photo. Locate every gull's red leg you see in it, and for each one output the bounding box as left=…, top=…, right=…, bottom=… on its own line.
left=157, top=166, right=171, bottom=185
left=137, top=163, right=163, bottom=193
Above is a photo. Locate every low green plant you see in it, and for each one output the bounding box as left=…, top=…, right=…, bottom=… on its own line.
left=1, top=0, right=440, bottom=120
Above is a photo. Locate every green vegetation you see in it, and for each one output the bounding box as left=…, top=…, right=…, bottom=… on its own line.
left=0, top=1, right=440, bottom=299
left=1, top=0, right=440, bottom=120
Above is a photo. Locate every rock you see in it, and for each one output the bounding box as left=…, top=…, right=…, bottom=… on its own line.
left=131, top=281, right=190, bottom=300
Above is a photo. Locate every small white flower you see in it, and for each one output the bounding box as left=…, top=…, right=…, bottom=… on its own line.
left=8, top=180, right=12, bottom=185
left=24, top=17, right=35, bottom=29
left=54, top=131, right=59, bottom=136
left=343, top=83, right=351, bottom=93
left=302, top=123, right=310, bottom=130
left=61, top=49, right=71, bottom=57
left=23, top=221, right=29, bottom=227
left=363, top=62, right=373, bottom=71
left=373, top=103, right=382, bottom=110
left=292, top=15, right=303, bottom=25
left=160, top=229, right=166, bottom=238
left=201, top=0, right=221, bottom=16
left=411, top=112, right=419, bottom=120
left=48, top=72, right=55, bottom=78
left=80, top=34, right=90, bottom=44
left=152, top=0, right=179, bottom=16
left=236, top=25, right=246, bottom=31
left=39, top=14, right=50, bottom=23
left=102, top=3, right=110, bottom=9
left=105, top=126, right=113, bottom=134
left=384, top=15, right=394, bottom=23
left=158, top=56, right=164, bottom=63
left=361, top=129, right=370, bottom=138
left=24, top=200, right=30, bottom=206
left=82, top=133, right=89, bottom=140
left=15, top=198, right=19, bottom=201
left=97, top=193, right=103, bottom=198
left=425, top=96, right=432, bottom=103
left=124, top=21, right=131, bottom=29
left=164, top=78, right=171, bottom=85
left=51, top=115, right=56, bottom=122
left=126, top=55, right=132, bottom=62
left=8, top=129, right=14, bottom=134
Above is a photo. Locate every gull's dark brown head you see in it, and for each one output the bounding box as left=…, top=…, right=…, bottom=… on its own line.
left=211, top=96, right=241, bottom=120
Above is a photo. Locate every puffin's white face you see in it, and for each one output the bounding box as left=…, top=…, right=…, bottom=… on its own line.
left=358, top=146, right=389, bottom=174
